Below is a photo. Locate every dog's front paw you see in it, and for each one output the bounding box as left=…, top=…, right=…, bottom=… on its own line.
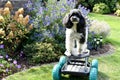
left=71, top=51, right=81, bottom=56
left=64, top=51, right=71, bottom=56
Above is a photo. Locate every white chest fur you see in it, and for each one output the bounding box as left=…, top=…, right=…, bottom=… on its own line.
left=66, top=24, right=83, bottom=39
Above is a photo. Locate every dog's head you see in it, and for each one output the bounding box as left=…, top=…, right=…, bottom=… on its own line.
left=63, top=9, right=85, bottom=28
left=69, top=9, right=81, bottom=24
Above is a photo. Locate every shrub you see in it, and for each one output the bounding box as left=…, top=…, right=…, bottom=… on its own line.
left=0, top=1, right=33, bottom=55
left=93, top=3, right=110, bottom=14
left=23, top=42, right=64, bottom=64
left=89, top=20, right=110, bottom=38
left=105, top=0, right=117, bottom=12
left=114, top=9, right=120, bottom=16
left=76, top=0, right=117, bottom=12
left=24, top=0, right=90, bottom=43
left=87, top=20, right=110, bottom=50
left=116, top=2, right=120, bottom=10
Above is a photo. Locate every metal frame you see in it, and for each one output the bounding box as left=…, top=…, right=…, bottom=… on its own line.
left=61, top=50, right=91, bottom=76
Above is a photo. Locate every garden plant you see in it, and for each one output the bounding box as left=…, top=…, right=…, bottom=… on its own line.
left=0, top=1, right=33, bottom=79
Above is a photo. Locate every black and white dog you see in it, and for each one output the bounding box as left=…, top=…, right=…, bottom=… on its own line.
left=63, top=9, right=88, bottom=56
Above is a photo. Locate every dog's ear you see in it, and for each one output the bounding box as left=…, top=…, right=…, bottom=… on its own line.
left=63, top=13, right=73, bottom=28
left=79, top=13, right=86, bottom=27
left=62, top=13, right=70, bottom=26
left=77, top=10, right=85, bottom=26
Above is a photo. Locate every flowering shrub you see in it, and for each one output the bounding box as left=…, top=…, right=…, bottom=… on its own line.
left=93, top=3, right=110, bottom=14
left=0, top=45, right=21, bottom=79
left=24, top=0, right=76, bottom=42
left=88, top=20, right=110, bottom=50
left=89, top=20, right=110, bottom=38
left=25, top=0, right=90, bottom=42
left=0, top=1, right=33, bottom=55
left=114, top=9, right=120, bottom=16
left=116, top=2, right=120, bottom=10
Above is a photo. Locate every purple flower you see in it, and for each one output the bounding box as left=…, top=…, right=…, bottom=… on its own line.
left=0, top=44, right=4, bottom=49
left=60, top=8, right=66, bottom=13
left=13, top=60, right=17, bottom=64
left=49, top=32, right=55, bottom=38
left=78, top=5, right=90, bottom=17
left=19, top=51, right=25, bottom=57
left=45, top=8, right=48, bottom=11
left=38, top=7, right=44, bottom=14
left=66, top=0, right=71, bottom=5
left=24, top=0, right=35, bottom=13
left=0, top=55, right=3, bottom=59
left=66, top=0, right=75, bottom=5
left=0, top=64, right=4, bottom=67
left=16, top=65, right=21, bottom=69
left=20, top=51, right=23, bottom=57
left=43, top=15, right=51, bottom=26
left=25, top=0, right=33, bottom=8
left=6, top=55, right=9, bottom=59
left=6, top=68, right=9, bottom=72
left=29, top=19, right=34, bottom=24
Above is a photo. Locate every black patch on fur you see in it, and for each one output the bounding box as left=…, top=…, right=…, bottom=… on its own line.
left=65, top=17, right=73, bottom=29
left=80, top=34, right=85, bottom=43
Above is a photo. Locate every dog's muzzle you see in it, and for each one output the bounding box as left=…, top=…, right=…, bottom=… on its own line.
left=70, top=16, right=79, bottom=23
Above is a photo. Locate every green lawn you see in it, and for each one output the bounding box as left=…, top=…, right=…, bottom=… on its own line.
left=6, top=13, right=120, bottom=80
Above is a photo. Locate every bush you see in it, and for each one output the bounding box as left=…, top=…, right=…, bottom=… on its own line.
left=24, top=0, right=90, bottom=43
left=105, top=0, right=117, bottom=12
left=114, top=9, right=120, bottom=16
left=76, top=0, right=117, bottom=12
left=23, top=42, right=64, bottom=64
left=0, top=1, right=33, bottom=55
left=93, top=3, right=110, bottom=14
left=116, top=2, right=120, bottom=10
left=89, top=20, right=110, bottom=38
left=88, top=20, right=110, bottom=50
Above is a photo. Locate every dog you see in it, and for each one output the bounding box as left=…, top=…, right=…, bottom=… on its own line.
left=63, top=9, right=88, bottom=56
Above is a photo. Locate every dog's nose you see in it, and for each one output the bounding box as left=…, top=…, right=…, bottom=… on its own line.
left=72, top=17, right=77, bottom=21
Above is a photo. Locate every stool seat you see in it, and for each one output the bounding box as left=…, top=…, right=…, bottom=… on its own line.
left=69, top=50, right=90, bottom=59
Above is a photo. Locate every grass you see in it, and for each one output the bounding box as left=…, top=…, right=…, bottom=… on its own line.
left=6, top=13, right=120, bottom=80
left=89, top=13, right=120, bottom=80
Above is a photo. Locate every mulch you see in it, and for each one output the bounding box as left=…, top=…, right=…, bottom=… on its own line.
left=90, top=44, right=115, bottom=57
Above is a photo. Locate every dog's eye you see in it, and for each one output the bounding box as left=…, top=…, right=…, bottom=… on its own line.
left=71, top=13, right=80, bottom=17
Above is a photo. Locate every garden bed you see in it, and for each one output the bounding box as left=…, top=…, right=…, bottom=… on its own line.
left=90, top=44, right=114, bottom=57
